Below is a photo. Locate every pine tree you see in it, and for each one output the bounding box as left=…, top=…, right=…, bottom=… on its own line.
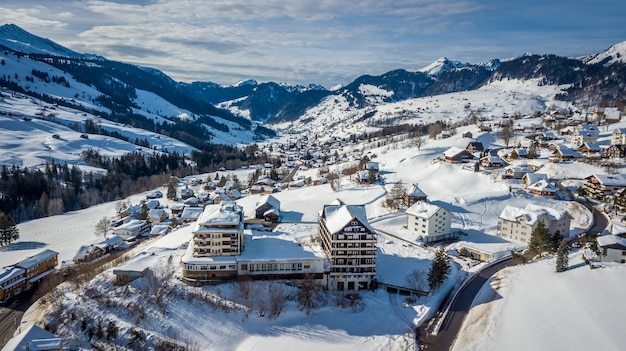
left=138, top=204, right=149, bottom=220
left=428, top=247, right=450, bottom=291
left=0, top=211, right=19, bottom=246
left=528, top=221, right=551, bottom=257
left=556, top=239, right=569, bottom=272
left=166, top=178, right=177, bottom=200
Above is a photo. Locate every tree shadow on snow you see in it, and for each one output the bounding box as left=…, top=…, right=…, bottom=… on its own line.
left=0, top=241, right=47, bottom=252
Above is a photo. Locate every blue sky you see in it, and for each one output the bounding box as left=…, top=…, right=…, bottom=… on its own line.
left=1, top=0, right=625, bottom=88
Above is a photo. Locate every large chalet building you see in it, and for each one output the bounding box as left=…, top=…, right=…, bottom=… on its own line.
left=584, top=174, right=626, bottom=201
left=318, top=203, right=377, bottom=291
left=0, top=249, right=58, bottom=304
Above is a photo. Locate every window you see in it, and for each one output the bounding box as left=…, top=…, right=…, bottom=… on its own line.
left=241, top=264, right=248, bottom=270
left=304, top=262, right=310, bottom=269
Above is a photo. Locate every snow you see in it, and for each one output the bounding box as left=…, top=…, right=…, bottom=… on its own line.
left=3, top=81, right=625, bottom=350
left=452, top=252, right=626, bottom=351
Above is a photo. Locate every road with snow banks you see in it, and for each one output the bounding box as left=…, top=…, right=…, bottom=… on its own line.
left=418, top=257, right=515, bottom=351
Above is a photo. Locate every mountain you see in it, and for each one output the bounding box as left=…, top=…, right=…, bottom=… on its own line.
left=0, top=23, right=90, bottom=58
left=417, top=57, right=469, bottom=76
left=0, top=24, right=625, bottom=137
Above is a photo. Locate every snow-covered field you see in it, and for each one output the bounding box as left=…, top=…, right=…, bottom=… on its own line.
left=453, top=251, right=626, bottom=351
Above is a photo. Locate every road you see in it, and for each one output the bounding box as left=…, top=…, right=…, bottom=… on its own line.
left=0, top=296, right=31, bottom=346
left=418, top=258, right=515, bottom=351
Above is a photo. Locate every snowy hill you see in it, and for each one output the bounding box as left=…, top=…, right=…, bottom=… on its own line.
left=582, top=40, right=626, bottom=66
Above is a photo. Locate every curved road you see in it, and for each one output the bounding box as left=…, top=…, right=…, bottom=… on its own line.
left=418, top=258, right=515, bottom=351
left=418, top=198, right=608, bottom=351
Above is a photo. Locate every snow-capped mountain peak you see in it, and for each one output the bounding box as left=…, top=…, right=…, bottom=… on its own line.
left=418, top=57, right=467, bottom=76
left=232, top=79, right=258, bottom=87
left=582, top=40, right=626, bottom=66
left=0, top=23, right=89, bottom=58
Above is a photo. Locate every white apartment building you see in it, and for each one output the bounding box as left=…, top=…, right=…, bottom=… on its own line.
left=406, top=201, right=453, bottom=243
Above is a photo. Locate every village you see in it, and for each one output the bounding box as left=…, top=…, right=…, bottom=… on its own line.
left=3, top=105, right=626, bottom=349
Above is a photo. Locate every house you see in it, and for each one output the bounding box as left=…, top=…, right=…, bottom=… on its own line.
left=406, top=201, right=454, bottom=243
left=576, top=142, right=603, bottom=160
left=479, top=155, right=503, bottom=168
left=313, top=177, right=328, bottom=186
left=522, top=173, right=550, bottom=188
left=255, top=194, right=281, bottom=221
left=584, top=174, right=626, bottom=201
left=465, top=141, right=484, bottom=154
left=509, top=148, right=529, bottom=159
left=318, top=203, right=376, bottom=291
left=146, top=190, right=163, bottom=199
left=180, top=206, right=204, bottom=223
left=150, top=224, right=171, bottom=236
left=610, top=128, right=626, bottom=146
left=112, top=248, right=173, bottom=285
left=112, top=219, right=150, bottom=239
left=403, top=183, right=428, bottom=207
left=98, top=235, right=124, bottom=253
left=443, top=147, right=474, bottom=164
left=551, top=146, right=583, bottom=161
left=183, top=196, right=200, bottom=207
left=596, top=235, right=626, bottom=263
left=497, top=204, right=571, bottom=244
left=606, top=144, right=626, bottom=159
left=526, top=159, right=545, bottom=171
left=604, top=107, right=622, bottom=124
left=72, top=245, right=104, bottom=263
left=1, top=324, right=62, bottom=351
left=170, top=204, right=185, bottom=216
left=462, top=131, right=473, bottom=139
left=180, top=187, right=195, bottom=199
left=527, top=179, right=558, bottom=196
left=503, top=165, right=533, bottom=179
left=147, top=208, right=168, bottom=223
left=355, top=170, right=371, bottom=184
left=570, top=123, right=599, bottom=147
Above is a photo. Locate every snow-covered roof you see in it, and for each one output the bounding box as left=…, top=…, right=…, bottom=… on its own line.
left=180, top=207, right=204, bottom=220
left=15, top=249, right=58, bottom=270
left=524, top=204, right=568, bottom=221
left=596, top=235, right=626, bottom=249
left=114, top=220, right=147, bottom=232
left=73, top=245, right=96, bottom=261
left=443, top=147, right=466, bottom=157
left=0, top=266, right=25, bottom=285
left=237, top=232, right=325, bottom=261
left=407, top=184, right=427, bottom=198
left=258, top=194, right=281, bottom=210
left=148, top=208, right=167, bottom=219
left=524, top=172, right=549, bottom=184
left=1, top=324, right=61, bottom=351
left=322, top=204, right=374, bottom=234
left=499, top=205, right=546, bottom=224
left=113, top=247, right=175, bottom=273
left=589, top=174, right=626, bottom=186
left=528, top=179, right=558, bottom=193
left=150, top=224, right=171, bottom=236
left=193, top=202, right=243, bottom=232
left=406, top=201, right=445, bottom=219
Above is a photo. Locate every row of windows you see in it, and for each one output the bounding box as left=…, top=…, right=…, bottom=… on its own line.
left=185, top=264, right=237, bottom=271
left=241, top=262, right=308, bottom=272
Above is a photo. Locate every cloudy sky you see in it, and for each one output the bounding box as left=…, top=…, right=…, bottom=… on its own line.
left=1, top=0, right=625, bottom=88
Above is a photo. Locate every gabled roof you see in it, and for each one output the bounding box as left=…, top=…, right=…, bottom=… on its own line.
left=443, top=147, right=471, bottom=158
left=257, top=194, right=280, bottom=210
left=597, top=235, right=626, bottom=250
left=523, top=172, right=549, bottom=184
left=407, top=184, right=427, bottom=198
left=528, top=179, right=558, bottom=193
left=588, top=173, right=626, bottom=186
left=15, top=249, right=58, bottom=270
left=322, top=204, right=374, bottom=234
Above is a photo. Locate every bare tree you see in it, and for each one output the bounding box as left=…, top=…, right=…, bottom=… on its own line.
left=405, top=269, right=426, bottom=293
left=268, top=282, right=286, bottom=318
left=501, top=125, right=513, bottom=147
left=94, top=216, right=111, bottom=238
left=297, top=273, right=322, bottom=315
